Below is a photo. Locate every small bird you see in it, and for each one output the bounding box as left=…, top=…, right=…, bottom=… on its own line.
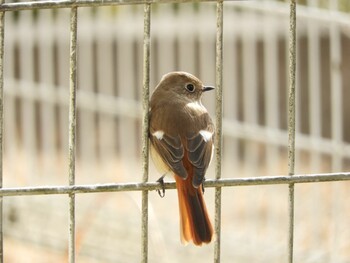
left=149, top=71, right=214, bottom=246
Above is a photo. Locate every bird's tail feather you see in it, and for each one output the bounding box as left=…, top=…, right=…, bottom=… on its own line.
left=175, top=175, right=213, bottom=246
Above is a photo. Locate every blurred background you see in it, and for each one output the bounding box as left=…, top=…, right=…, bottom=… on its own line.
left=2, top=0, right=350, bottom=262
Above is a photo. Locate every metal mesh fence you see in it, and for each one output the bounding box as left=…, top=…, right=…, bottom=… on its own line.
left=0, top=0, right=350, bottom=262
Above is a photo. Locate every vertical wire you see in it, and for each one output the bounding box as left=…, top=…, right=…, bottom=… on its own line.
left=68, top=7, right=78, bottom=263
left=214, top=2, right=223, bottom=263
left=0, top=3, right=4, bottom=262
left=287, top=1, right=296, bottom=262
left=141, top=4, right=151, bottom=263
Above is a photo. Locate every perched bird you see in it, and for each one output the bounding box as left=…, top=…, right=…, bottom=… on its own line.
left=149, top=71, right=215, bottom=246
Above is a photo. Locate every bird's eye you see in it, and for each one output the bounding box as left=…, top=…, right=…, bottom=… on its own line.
left=186, top=84, right=195, bottom=93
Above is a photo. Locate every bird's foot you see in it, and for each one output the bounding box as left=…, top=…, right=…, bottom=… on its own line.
left=201, top=177, right=206, bottom=194
left=156, top=175, right=166, bottom=198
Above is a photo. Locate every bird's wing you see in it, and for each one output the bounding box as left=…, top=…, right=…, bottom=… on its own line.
left=150, top=127, right=188, bottom=179
left=186, top=123, right=215, bottom=188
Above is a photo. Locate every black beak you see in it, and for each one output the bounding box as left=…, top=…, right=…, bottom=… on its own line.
left=202, top=86, right=215, bottom=92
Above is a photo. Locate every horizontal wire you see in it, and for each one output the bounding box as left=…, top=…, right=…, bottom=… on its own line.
left=1, top=0, right=349, bottom=34
left=0, top=0, right=239, bottom=11
left=0, top=172, right=350, bottom=197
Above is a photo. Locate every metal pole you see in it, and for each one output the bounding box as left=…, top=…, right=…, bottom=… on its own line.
left=214, top=1, right=223, bottom=262
left=287, top=0, right=296, bottom=262
left=141, top=3, right=151, bottom=263
left=68, top=6, right=78, bottom=263
left=0, top=2, right=4, bottom=261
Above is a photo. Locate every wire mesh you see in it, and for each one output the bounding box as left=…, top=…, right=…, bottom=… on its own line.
left=0, top=0, right=349, bottom=262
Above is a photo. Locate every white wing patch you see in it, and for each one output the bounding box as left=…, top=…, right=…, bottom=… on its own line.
left=152, top=130, right=165, bottom=140
left=199, top=130, right=213, bottom=142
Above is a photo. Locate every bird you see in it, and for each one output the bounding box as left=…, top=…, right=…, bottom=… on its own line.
left=149, top=71, right=215, bottom=246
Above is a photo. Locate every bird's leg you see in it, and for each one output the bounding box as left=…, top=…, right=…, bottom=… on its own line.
left=156, top=174, right=166, bottom=198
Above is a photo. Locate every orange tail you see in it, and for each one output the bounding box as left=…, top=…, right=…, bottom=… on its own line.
left=175, top=175, right=213, bottom=246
